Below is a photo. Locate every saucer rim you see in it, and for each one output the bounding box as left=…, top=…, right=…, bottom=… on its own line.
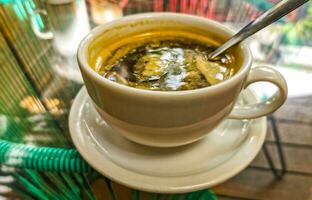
left=69, top=87, right=267, bottom=193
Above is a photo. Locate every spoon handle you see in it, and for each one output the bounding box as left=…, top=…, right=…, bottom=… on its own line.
left=209, top=0, right=309, bottom=59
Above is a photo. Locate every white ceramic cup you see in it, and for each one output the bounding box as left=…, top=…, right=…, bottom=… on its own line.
left=77, top=13, right=287, bottom=147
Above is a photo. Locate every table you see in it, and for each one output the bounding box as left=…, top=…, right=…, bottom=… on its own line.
left=0, top=0, right=306, bottom=199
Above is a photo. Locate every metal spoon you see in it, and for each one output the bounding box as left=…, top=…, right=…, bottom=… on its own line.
left=208, top=0, right=309, bottom=60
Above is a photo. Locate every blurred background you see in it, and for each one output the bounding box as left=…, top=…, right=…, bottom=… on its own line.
left=0, top=0, right=311, bottom=199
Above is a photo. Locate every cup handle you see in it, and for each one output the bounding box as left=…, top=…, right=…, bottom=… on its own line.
left=229, top=66, right=288, bottom=119
left=30, top=9, right=54, bottom=40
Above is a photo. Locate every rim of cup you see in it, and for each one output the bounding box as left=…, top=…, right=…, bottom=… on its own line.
left=77, top=12, right=252, bottom=97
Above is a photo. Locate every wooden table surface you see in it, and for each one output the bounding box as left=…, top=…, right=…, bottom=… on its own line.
left=215, top=95, right=312, bottom=200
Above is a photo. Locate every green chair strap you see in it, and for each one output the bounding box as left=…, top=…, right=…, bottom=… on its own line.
left=0, top=140, right=92, bottom=173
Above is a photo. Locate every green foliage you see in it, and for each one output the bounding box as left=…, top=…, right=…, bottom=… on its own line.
left=281, top=2, right=312, bottom=45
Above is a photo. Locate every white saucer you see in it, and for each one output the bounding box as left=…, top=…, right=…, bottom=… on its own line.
left=69, top=87, right=266, bottom=193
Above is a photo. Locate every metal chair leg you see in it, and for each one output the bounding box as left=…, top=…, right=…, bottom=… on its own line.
left=263, top=115, right=287, bottom=179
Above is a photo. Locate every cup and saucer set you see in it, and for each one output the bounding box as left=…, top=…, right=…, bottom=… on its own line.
left=69, top=13, right=287, bottom=193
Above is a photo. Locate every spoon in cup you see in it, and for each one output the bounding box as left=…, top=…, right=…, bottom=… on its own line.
left=208, top=0, right=309, bottom=60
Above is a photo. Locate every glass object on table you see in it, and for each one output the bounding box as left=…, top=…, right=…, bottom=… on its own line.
left=31, top=0, right=90, bottom=83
